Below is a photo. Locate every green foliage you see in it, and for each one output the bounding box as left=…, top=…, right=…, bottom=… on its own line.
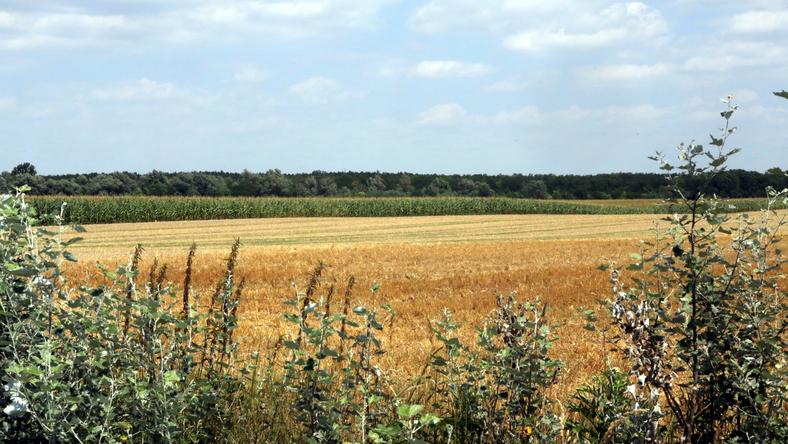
left=596, top=97, right=788, bottom=443
left=277, top=265, right=444, bottom=443
left=425, top=297, right=563, bottom=443
left=10, top=163, right=36, bottom=177
left=4, top=165, right=787, bottom=200
left=566, top=367, right=659, bottom=443
left=0, top=190, right=249, bottom=442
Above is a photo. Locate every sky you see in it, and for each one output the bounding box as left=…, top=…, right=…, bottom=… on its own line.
left=1, top=0, right=787, bottom=175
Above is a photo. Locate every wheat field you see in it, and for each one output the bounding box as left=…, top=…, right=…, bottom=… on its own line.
left=61, top=212, right=784, bottom=400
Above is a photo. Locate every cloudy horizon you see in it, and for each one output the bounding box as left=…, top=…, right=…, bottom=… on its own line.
left=1, top=0, right=787, bottom=175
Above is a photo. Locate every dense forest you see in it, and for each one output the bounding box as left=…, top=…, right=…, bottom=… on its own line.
left=3, top=162, right=786, bottom=199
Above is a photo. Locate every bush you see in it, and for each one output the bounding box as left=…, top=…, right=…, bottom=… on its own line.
left=591, top=97, right=788, bottom=443
left=0, top=188, right=249, bottom=442
left=426, top=296, right=563, bottom=443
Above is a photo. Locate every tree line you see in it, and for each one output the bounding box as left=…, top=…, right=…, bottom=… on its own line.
left=2, top=162, right=785, bottom=199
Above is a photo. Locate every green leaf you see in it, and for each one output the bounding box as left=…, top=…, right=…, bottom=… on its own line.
left=63, top=237, right=84, bottom=247
left=419, top=412, right=441, bottom=426
left=163, top=370, right=180, bottom=383
left=9, top=268, right=37, bottom=277
left=773, top=90, right=788, bottom=100
left=398, top=404, right=423, bottom=418
left=282, top=340, right=300, bottom=350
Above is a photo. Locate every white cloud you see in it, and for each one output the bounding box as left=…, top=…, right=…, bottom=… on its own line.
left=0, top=10, right=140, bottom=50
left=418, top=103, right=467, bottom=125
left=585, top=63, right=674, bottom=80
left=289, top=76, right=352, bottom=103
left=504, top=28, right=624, bottom=51
left=89, top=78, right=176, bottom=101
left=0, top=1, right=396, bottom=51
left=410, top=0, right=573, bottom=33
left=234, top=66, right=267, bottom=83
left=731, top=10, right=788, bottom=33
left=503, top=2, right=666, bottom=52
left=411, top=60, right=493, bottom=78
left=248, top=2, right=330, bottom=19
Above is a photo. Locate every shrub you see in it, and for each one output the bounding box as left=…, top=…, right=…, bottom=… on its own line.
left=566, top=367, right=662, bottom=443
left=427, top=295, right=563, bottom=443
left=592, top=97, right=788, bottom=443
left=0, top=188, right=248, bottom=442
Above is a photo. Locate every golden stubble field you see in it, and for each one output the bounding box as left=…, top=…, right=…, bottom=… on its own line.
left=60, top=213, right=785, bottom=400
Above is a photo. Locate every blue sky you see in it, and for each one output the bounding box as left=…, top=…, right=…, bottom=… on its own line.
left=1, top=0, right=786, bottom=175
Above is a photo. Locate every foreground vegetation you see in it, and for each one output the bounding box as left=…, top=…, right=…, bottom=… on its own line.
left=28, top=195, right=785, bottom=224
left=3, top=99, right=786, bottom=442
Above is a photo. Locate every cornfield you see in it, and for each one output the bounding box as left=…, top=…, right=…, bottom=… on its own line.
left=28, top=195, right=781, bottom=224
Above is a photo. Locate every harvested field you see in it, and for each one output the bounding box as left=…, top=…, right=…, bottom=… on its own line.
left=64, top=213, right=664, bottom=250
left=62, top=212, right=785, bottom=400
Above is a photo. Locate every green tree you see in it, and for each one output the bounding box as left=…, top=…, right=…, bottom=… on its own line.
left=10, top=163, right=36, bottom=176
left=366, top=174, right=387, bottom=194
left=260, top=169, right=290, bottom=196
left=425, top=178, right=452, bottom=196
left=520, top=180, right=549, bottom=199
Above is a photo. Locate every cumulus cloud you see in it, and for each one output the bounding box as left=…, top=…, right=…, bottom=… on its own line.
left=88, top=78, right=176, bottom=101
left=410, top=0, right=573, bottom=33
left=731, top=10, right=788, bottom=33
left=585, top=63, right=674, bottom=80
left=418, top=103, right=467, bottom=125
left=503, top=2, right=667, bottom=52
left=411, top=60, right=493, bottom=78
left=0, top=0, right=396, bottom=50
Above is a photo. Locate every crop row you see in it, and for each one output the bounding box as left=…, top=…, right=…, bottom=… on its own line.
left=26, top=196, right=780, bottom=225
